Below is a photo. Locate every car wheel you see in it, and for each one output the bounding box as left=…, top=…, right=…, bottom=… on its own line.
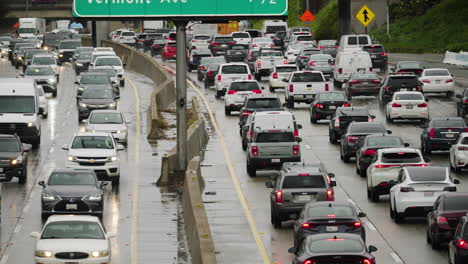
left=18, top=167, right=27, bottom=184
left=386, top=112, right=393, bottom=123
left=224, top=107, right=231, bottom=116
left=370, top=188, right=379, bottom=202
left=197, top=73, right=202, bottom=81
left=112, top=176, right=120, bottom=186
left=271, top=209, right=281, bottom=229
left=242, top=140, right=247, bottom=151
left=447, top=91, right=454, bottom=98
left=359, top=167, right=367, bottom=178
left=255, top=73, right=261, bottom=81
left=340, top=146, right=350, bottom=162
left=246, top=161, right=256, bottom=177
left=393, top=200, right=404, bottom=223
left=288, top=97, right=294, bottom=109
left=431, top=230, right=441, bottom=249
left=330, top=131, right=338, bottom=144
left=389, top=200, right=395, bottom=219
left=215, top=91, right=220, bottom=99
left=52, top=90, right=57, bottom=98
left=367, top=188, right=371, bottom=198
left=269, top=85, right=275, bottom=93
left=32, top=137, right=40, bottom=149
left=310, top=112, right=317, bottom=124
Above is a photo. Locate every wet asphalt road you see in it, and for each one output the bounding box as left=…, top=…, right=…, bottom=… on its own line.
left=0, top=58, right=178, bottom=263
left=156, top=53, right=468, bottom=264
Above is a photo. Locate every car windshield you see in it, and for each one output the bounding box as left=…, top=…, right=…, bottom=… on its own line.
left=221, top=65, right=248, bottom=74
left=95, top=57, right=122, bottom=67
left=381, top=152, right=422, bottom=163
left=48, top=172, right=97, bottom=185
left=82, top=89, right=113, bottom=99
left=432, top=120, right=465, bottom=128
left=59, top=41, right=81, bottom=49
left=25, top=51, right=46, bottom=59
left=408, top=168, right=446, bottom=182
left=0, top=96, right=35, bottom=113
left=276, top=67, right=296, bottom=73
left=214, top=37, right=233, bottom=43
left=89, top=69, right=117, bottom=77
left=363, top=45, right=385, bottom=53
left=444, top=197, right=468, bottom=211
left=400, top=62, right=422, bottom=68
left=149, top=34, right=163, bottom=39
left=282, top=176, right=326, bottom=188
left=305, top=206, right=355, bottom=218
left=308, top=239, right=364, bottom=253
left=253, top=38, right=271, bottom=43
left=425, top=70, right=450, bottom=76
left=90, top=113, right=123, bottom=124
left=0, top=138, right=20, bottom=152
left=122, top=32, right=135, bottom=37
left=246, top=98, right=281, bottom=108
left=33, top=57, right=56, bottom=65
left=194, top=35, right=210, bottom=40
left=78, top=53, right=92, bottom=60
left=297, top=36, right=314, bottom=41
left=41, top=221, right=104, bottom=240
left=266, top=25, right=286, bottom=33
left=256, top=132, right=294, bottom=143
left=201, top=56, right=225, bottom=65
left=229, top=82, right=260, bottom=91
left=318, top=40, right=337, bottom=46
left=81, top=75, right=109, bottom=84
left=291, top=73, right=323, bottom=82
left=394, top=93, right=424, bottom=100
left=25, top=67, right=54, bottom=76
left=71, top=136, right=114, bottom=149
left=318, top=92, right=346, bottom=101
left=261, top=51, right=282, bottom=57
left=367, top=137, right=402, bottom=147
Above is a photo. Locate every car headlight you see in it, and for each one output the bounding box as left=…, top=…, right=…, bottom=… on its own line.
left=27, top=122, right=34, bottom=127
left=68, top=155, right=77, bottom=161
left=87, top=194, right=102, bottom=201
left=18, top=57, right=23, bottom=61
left=48, top=78, right=56, bottom=83
left=11, top=156, right=22, bottom=165
left=59, top=53, right=63, bottom=57
left=79, top=102, right=87, bottom=108
left=91, top=250, right=109, bottom=258
left=108, top=103, right=116, bottom=108
left=42, top=193, right=56, bottom=201
left=35, top=250, right=53, bottom=258
left=108, top=156, right=117, bottom=162
left=78, top=86, right=85, bottom=91
left=43, top=47, right=48, bottom=51
left=76, top=63, right=83, bottom=66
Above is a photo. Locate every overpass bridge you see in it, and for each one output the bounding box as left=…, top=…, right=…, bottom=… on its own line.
left=3, top=0, right=73, bottom=18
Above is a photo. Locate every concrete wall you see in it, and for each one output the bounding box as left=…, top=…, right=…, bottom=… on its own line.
left=351, top=0, right=400, bottom=33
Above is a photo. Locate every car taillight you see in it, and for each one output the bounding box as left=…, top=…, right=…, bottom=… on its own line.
left=338, top=68, right=343, bottom=74
left=422, top=79, right=431, bottom=83
left=308, top=60, right=316, bottom=66
left=385, top=86, right=391, bottom=92
left=362, top=259, right=373, bottom=264
left=368, top=116, right=373, bottom=122
left=251, top=146, right=258, bottom=157
left=293, top=145, right=300, bottom=155
left=443, top=186, right=457, bottom=192
left=349, top=80, right=361, bottom=84
left=417, top=85, right=422, bottom=91
left=347, top=136, right=359, bottom=143
left=227, top=90, right=237, bottom=95
left=369, top=67, right=373, bottom=72
left=465, top=128, right=468, bottom=132
left=300, top=56, right=308, bottom=59
left=458, top=146, right=468, bottom=151
left=269, top=44, right=275, bottom=47
left=392, top=103, right=402, bottom=107
left=289, top=84, right=294, bottom=92
left=379, top=52, right=387, bottom=56
left=363, top=149, right=376, bottom=156
left=189, top=55, right=193, bottom=62
left=200, top=66, right=206, bottom=70
left=342, top=103, right=351, bottom=107
left=314, top=103, right=324, bottom=109
left=248, top=74, right=252, bottom=80
left=417, top=69, right=423, bottom=73
left=335, top=46, right=339, bottom=49
left=228, top=42, right=236, bottom=45
left=417, top=103, right=427, bottom=107
left=326, top=189, right=334, bottom=201
left=464, top=99, right=468, bottom=103
left=399, top=70, right=406, bottom=73
left=242, top=110, right=252, bottom=116
left=446, top=79, right=454, bottom=83
left=371, top=80, right=381, bottom=84
left=318, top=46, right=324, bottom=49
left=325, top=83, right=329, bottom=91
left=275, top=190, right=283, bottom=203
left=283, top=60, right=288, bottom=64
left=429, top=128, right=435, bottom=138
left=334, top=117, right=340, bottom=127
left=207, top=71, right=213, bottom=77
left=457, top=239, right=468, bottom=250
left=252, top=44, right=258, bottom=47
left=302, top=223, right=314, bottom=228
left=252, top=89, right=262, bottom=94
left=211, top=42, right=219, bottom=46
left=294, top=130, right=299, bottom=137
left=217, top=75, right=222, bottom=82
left=302, top=260, right=312, bottom=264
left=437, top=216, right=448, bottom=224
left=353, top=222, right=362, bottom=227
left=272, top=72, right=278, bottom=79
left=257, top=61, right=262, bottom=68
left=249, top=130, right=254, bottom=139
left=400, top=187, right=415, bottom=192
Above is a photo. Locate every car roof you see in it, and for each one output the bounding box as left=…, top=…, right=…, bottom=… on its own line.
left=337, top=107, right=369, bottom=115
left=51, top=168, right=95, bottom=174
left=440, top=192, right=468, bottom=199
left=27, top=64, right=53, bottom=69
left=305, top=201, right=352, bottom=209
left=75, top=131, right=112, bottom=137
left=33, top=54, right=54, bottom=58
left=247, top=94, right=279, bottom=99
left=393, top=91, right=423, bottom=95
left=89, top=109, right=122, bottom=114
left=378, top=147, right=420, bottom=153
left=0, top=134, right=19, bottom=139
left=423, top=68, right=449, bottom=71
left=254, top=110, right=292, bottom=117
left=303, top=232, right=364, bottom=242
left=46, top=214, right=100, bottom=224
left=430, top=117, right=464, bottom=121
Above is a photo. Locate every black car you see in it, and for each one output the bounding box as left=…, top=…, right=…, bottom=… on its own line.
left=393, top=61, right=425, bottom=76
left=238, top=94, right=283, bottom=131
left=150, top=36, right=166, bottom=56
left=456, top=88, right=468, bottom=117
left=448, top=215, right=468, bottom=263
left=75, top=73, right=114, bottom=96
left=196, top=56, right=226, bottom=82
left=362, top=44, right=388, bottom=72
left=208, top=36, right=235, bottom=56
left=379, top=73, right=422, bottom=105
left=0, top=134, right=30, bottom=184
left=329, top=107, right=374, bottom=144
left=293, top=201, right=367, bottom=249
left=295, top=48, right=322, bottom=70
left=345, top=72, right=382, bottom=100
left=289, top=233, right=377, bottom=264
left=77, top=87, right=119, bottom=122
left=273, top=31, right=286, bottom=49
left=355, top=135, right=407, bottom=177
left=57, top=40, right=81, bottom=65
left=39, top=169, right=106, bottom=219
left=225, top=44, right=249, bottom=63
left=340, top=122, right=391, bottom=162
left=144, top=33, right=164, bottom=52
left=187, top=48, right=212, bottom=71
left=204, top=63, right=220, bottom=89
left=310, top=92, right=351, bottom=124
left=74, top=52, right=92, bottom=74
left=421, top=117, right=467, bottom=154
left=135, top=33, right=149, bottom=49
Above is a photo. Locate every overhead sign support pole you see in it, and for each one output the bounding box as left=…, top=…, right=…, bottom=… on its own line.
left=175, top=21, right=188, bottom=172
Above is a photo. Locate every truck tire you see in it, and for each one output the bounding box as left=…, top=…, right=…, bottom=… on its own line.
left=246, top=161, right=256, bottom=177
left=271, top=209, right=281, bottom=229
left=287, top=96, right=294, bottom=109
left=112, top=176, right=120, bottom=186
left=18, top=167, right=27, bottom=184
left=120, top=79, right=125, bottom=86
left=32, top=136, right=41, bottom=149
left=224, top=107, right=231, bottom=116
left=255, top=73, right=261, bottom=81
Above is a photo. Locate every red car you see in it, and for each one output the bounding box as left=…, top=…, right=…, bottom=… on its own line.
left=161, top=41, right=176, bottom=61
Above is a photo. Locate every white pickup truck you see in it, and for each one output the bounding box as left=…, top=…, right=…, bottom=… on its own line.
left=254, top=49, right=287, bottom=81
left=284, top=71, right=331, bottom=109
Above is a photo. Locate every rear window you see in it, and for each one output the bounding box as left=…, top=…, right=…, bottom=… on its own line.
left=261, top=51, right=282, bottom=57
left=363, top=46, right=384, bottom=53
left=276, top=67, right=297, bottom=73
left=232, top=33, right=250, bottom=38
left=266, top=26, right=286, bottom=34
left=122, top=32, right=135, bottom=37
left=425, top=70, right=450, bottom=76
left=275, top=32, right=286, bottom=38
left=291, top=72, right=323, bottom=82
left=229, top=82, right=259, bottom=91
left=138, top=35, right=147, bottom=39
left=282, top=176, right=326, bottom=189
left=349, top=124, right=386, bottom=134
left=367, top=137, right=402, bottom=147
left=388, top=76, right=419, bottom=87
left=168, top=42, right=177, bottom=47
left=310, top=54, right=333, bottom=61
left=255, top=132, right=294, bottom=143
left=358, top=36, right=370, bottom=45
left=221, top=65, right=248, bottom=74
left=318, top=92, right=346, bottom=101
left=194, top=35, right=210, bottom=40
left=381, top=152, right=422, bottom=163
left=302, top=49, right=321, bottom=55
left=444, top=197, right=468, bottom=211
left=461, top=137, right=468, bottom=145
left=297, top=36, right=314, bottom=41
left=305, top=206, right=355, bottom=218
left=399, top=62, right=423, bottom=68
left=246, top=98, right=281, bottom=108
left=214, top=37, right=234, bottom=43
left=351, top=73, right=378, bottom=79
left=408, top=168, right=446, bottom=182
left=432, top=120, right=465, bottom=128
left=255, top=115, right=294, bottom=129
left=308, top=239, right=364, bottom=254
left=394, top=93, right=424, bottom=100
left=347, top=37, right=358, bottom=45
left=318, top=40, right=337, bottom=46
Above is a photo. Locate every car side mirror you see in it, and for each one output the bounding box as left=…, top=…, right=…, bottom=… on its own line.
left=114, top=96, right=120, bottom=99
left=30, top=232, right=40, bottom=239
left=38, top=181, right=45, bottom=187
left=100, top=182, right=109, bottom=188
left=330, top=180, right=337, bottom=187
left=404, top=143, right=410, bottom=147
left=126, top=120, right=131, bottom=124
left=297, top=124, right=303, bottom=129
left=368, top=245, right=378, bottom=253
left=261, top=87, right=265, bottom=90
left=282, top=78, right=288, bottom=83
left=456, top=94, right=462, bottom=99
left=265, top=182, right=274, bottom=188
left=76, top=95, right=82, bottom=100
left=387, top=130, right=392, bottom=134
left=328, top=173, right=335, bottom=178
left=23, top=144, right=31, bottom=152
left=61, top=144, right=68, bottom=150
left=74, top=81, right=79, bottom=85
left=370, top=115, right=376, bottom=119
left=296, top=137, right=302, bottom=143
left=117, top=144, right=125, bottom=151
left=454, top=179, right=461, bottom=184
left=282, top=103, right=287, bottom=107
left=424, top=156, right=431, bottom=162
left=358, top=212, right=366, bottom=218
left=288, top=247, right=297, bottom=254
left=123, top=63, right=127, bottom=67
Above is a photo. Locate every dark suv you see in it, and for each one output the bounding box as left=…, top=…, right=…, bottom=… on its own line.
left=265, top=162, right=336, bottom=228
left=362, top=44, right=388, bottom=72
left=448, top=215, right=468, bottom=263
left=420, top=117, right=467, bottom=154
left=456, top=88, right=468, bottom=117
left=0, top=134, right=30, bottom=184
left=209, top=36, right=235, bottom=56
left=379, top=73, right=422, bottom=105
left=328, top=107, right=374, bottom=144
left=340, top=122, right=390, bottom=162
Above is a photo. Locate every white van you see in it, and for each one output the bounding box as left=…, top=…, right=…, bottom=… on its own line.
left=262, top=20, right=288, bottom=39
left=339, top=35, right=372, bottom=51
left=0, top=79, right=41, bottom=148
left=333, top=51, right=373, bottom=85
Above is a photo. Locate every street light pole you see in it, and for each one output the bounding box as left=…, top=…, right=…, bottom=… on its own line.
left=175, top=21, right=188, bottom=172
left=386, top=0, right=390, bottom=37
left=26, top=0, right=29, bottom=17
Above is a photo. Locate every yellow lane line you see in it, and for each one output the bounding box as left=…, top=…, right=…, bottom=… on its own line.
left=187, top=79, right=272, bottom=264
left=127, top=77, right=141, bottom=264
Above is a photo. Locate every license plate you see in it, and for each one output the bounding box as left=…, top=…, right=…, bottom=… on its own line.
left=307, top=88, right=312, bottom=90
left=371, top=55, right=377, bottom=58
left=401, top=88, right=408, bottom=91
left=66, top=204, right=78, bottom=210
left=329, top=106, right=336, bottom=110
left=446, top=134, right=455, bottom=138
left=297, top=195, right=310, bottom=201
left=424, top=192, right=434, bottom=197
left=65, top=262, right=79, bottom=264
left=235, top=52, right=242, bottom=55
left=221, top=44, right=227, bottom=47
left=0, top=168, right=3, bottom=173
left=271, top=159, right=281, bottom=163
left=406, top=105, right=414, bottom=109
left=326, top=226, right=339, bottom=232
left=435, top=80, right=441, bottom=84
left=362, top=82, right=369, bottom=85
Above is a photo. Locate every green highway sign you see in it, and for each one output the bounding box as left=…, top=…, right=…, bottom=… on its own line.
left=73, top=0, right=288, bottom=18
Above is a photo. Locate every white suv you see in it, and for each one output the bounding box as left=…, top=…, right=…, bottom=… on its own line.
left=63, top=132, right=124, bottom=186
left=117, top=30, right=136, bottom=46
left=214, top=63, right=252, bottom=99
left=224, top=80, right=262, bottom=115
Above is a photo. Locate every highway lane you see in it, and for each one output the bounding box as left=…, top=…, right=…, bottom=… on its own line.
left=0, top=57, right=178, bottom=263
left=157, top=55, right=468, bottom=264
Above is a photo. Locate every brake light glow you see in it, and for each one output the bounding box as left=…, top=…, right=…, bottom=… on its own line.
left=347, top=136, right=359, bottom=143
left=211, top=42, right=219, bottom=46
left=327, top=238, right=344, bottom=241
left=318, top=46, right=324, bottom=49
left=326, top=189, right=334, bottom=201
left=363, top=259, right=373, bottom=264
left=289, top=84, right=294, bottom=92
left=228, top=42, right=236, bottom=45
left=349, top=80, right=361, bottom=84
left=371, top=80, right=381, bottom=84
left=338, top=68, right=343, bottom=74
left=417, top=85, right=423, bottom=91
left=354, top=222, right=362, bottom=227
left=392, top=103, right=402, bottom=108
left=272, top=72, right=278, bottom=79
left=417, top=103, right=427, bottom=107
left=369, top=67, right=373, bottom=72
left=464, top=99, right=468, bottom=103
left=252, top=44, right=258, bottom=47
left=385, top=86, right=391, bottom=92
left=227, top=90, right=237, bottom=95
left=302, top=223, right=311, bottom=228
left=299, top=173, right=309, bottom=176
left=283, top=60, right=288, bottom=64
left=368, top=116, right=373, bottom=122
left=437, top=216, right=448, bottom=224
left=325, top=83, right=329, bottom=91
left=293, top=145, right=300, bottom=155
left=252, top=89, right=262, bottom=94
left=275, top=190, right=283, bottom=203
left=446, top=79, right=454, bottom=83
left=429, top=128, right=435, bottom=138
left=327, top=214, right=336, bottom=217
left=342, top=103, right=351, bottom=107
left=314, top=103, right=324, bottom=109
left=380, top=52, right=388, bottom=56
left=251, top=146, right=258, bottom=157
left=457, top=239, right=468, bottom=250
left=422, top=79, right=431, bottom=83
left=248, top=74, right=252, bottom=80
left=363, top=149, right=376, bottom=156
left=294, top=130, right=299, bottom=137
left=309, top=60, right=316, bottom=66
left=302, top=260, right=312, bottom=264
left=417, top=69, right=423, bottom=73
left=207, top=71, right=213, bottom=77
